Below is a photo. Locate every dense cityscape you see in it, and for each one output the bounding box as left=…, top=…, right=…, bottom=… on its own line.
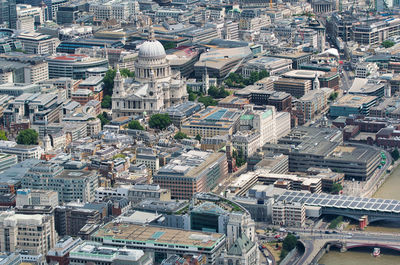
left=0, top=0, right=398, bottom=264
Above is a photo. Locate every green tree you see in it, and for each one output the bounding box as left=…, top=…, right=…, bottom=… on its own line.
left=112, top=153, right=126, bottom=160
left=101, top=95, right=112, bottom=109
left=392, top=148, right=400, bottom=161
left=162, top=41, right=176, bottom=50
left=174, top=131, right=188, bottom=140
left=120, top=68, right=135, bottom=78
left=331, top=183, right=343, bottom=194
left=282, top=234, right=297, bottom=252
left=198, top=96, right=217, bottom=107
left=128, top=120, right=144, bottom=130
left=328, top=216, right=343, bottom=229
left=16, top=129, right=38, bottom=145
left=0, top=130, right=7, bottom=141
left=102, top=69, right=116, bottom=96
left=208, top=86, right=229, bottom=99
left=233, top=148, right=246, bottom=167
left=149, top=113, right=172, bottom=130
left=195, top=134, right=202, bottom=141
left=382, top=40, right=395, bottom=48
left=97, top=112, right=110, bottom=128
left=280, top=249, right=289, bottom=260
left=329, top=92, right=338, bottom=101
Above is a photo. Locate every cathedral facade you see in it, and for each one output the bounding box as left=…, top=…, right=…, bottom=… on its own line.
left=112, top=28, right=188, bottom=119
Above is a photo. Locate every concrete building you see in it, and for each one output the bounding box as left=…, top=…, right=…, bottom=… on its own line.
left=0, top=211, right=56, bottom=257
left=181, top=107, right=243, bottom=138
left=232, top=132, right=260, bottom=158
left=263, top=126, right=381, bottom=181
left=136, top=148, right=159, bottom=173
left=21, top=162, right=98, bottom=203
left=17, top=32, right=59, bottom=55
left=162, top=101, right=204, bottom=128
left=95, top=184, right=171, bottom=203
left=91, top=222, right=226, bottom=265
left=46, top=236, right=83, bottom=265
left=242, top=57, right=292, bottom=77
left=47, top=54, right=108, bottom=80
left=68, top=241, right=153, bottom=265
left=222, top=233, right=258, bottom=265
left=0, top=153, right=17, bottom=172
left=295, top=87, right=333, bottom=121
left=355, top=62, right=379, bottom=78
left=272, top=201, right=305, bottom=227
left=274, top=78, right=312, bottom=98
left=330, top=94, right=377, bottom=118
left=154, top=150, right=228, bottom=199
left=0, top=141, right=43, bottom=162
left=16, top=189, right=59, bottom=208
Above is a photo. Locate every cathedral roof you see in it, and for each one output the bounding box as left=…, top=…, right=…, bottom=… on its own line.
left=138, top=27, right=166, bottom=60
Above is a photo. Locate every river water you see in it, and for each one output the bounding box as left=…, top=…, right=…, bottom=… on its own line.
left=319, top=164, right=400, bottom=264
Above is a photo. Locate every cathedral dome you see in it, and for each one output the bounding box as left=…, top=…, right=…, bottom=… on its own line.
left=138, top=40, right=166, bottom=59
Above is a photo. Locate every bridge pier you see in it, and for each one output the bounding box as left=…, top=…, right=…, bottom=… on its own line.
left=340, top=245, right=347, bottom=253
left=326, top=244, right=331, bottom=253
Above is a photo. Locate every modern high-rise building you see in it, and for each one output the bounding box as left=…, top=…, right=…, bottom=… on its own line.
left=0, top=0, right=17, bottom=29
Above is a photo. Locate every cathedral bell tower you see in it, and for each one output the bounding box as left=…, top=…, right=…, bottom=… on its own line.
left=113, top=65, right=126, bottom=97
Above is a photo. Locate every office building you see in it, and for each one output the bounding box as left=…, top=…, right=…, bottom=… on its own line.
left=154, top=150, right=228, bottom=199
left=47, top=54, right=108, bottom=80
left=46, top=236, right=83, bottom=265
left=295, top=87, right=333, bottom=121
left=271, top=52, right=311, bottom=69
left=0, top=0, right=16, bottom=29
left=0, top=141, right=43, bottom=161
left=0, top=153, right=17, bottom=172
left=69, top=242, right=153, bottom=265
left=0, top=211, right=56, bottom=256
left=95, top=184, right=171, bottom=203
left=21, top=162, right=98, bottom=203
left=162, top=101, right=204, bottom=128
left=16, top=189, right=59, bottom=207
left=136, top=148, right=159, bottom=173
left=272, top=201, right=305, bottom=227
left=218, top=96, right=250, bottom=109
left=55, top=206, right=101, bottom=237
left=181, top=107, right=243, bottom=138
left=91, top=222, right=226, bottom=264
left=274, top=78, right=312, bottom=98
left=330, top=94, right=377, bottom=118
left=17, top=32, right=59, bottom=55
left=242, top=57, right=292, bottom=77
left=263, top=126, right=381, bottom=181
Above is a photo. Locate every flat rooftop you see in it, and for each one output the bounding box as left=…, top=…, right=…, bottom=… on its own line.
left=332, top=94, right=377, bottom=107
left=183, top=106, right=242, bottom=129
left=93, top=222, right=224, bottom=249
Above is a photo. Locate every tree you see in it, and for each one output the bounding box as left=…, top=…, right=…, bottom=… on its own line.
left=174, top=131, right=188, bottom=140
left=0, top=130, right=7, bottom=141
left=280, top=249, right=289, bottom=260
left=233, top=148, right=246, bottom=167
left=282, top=234, right=297, bottom=252
left=120, top=68, right=135, bottom=78
left=101, top=95, right=112, bottom=109
left=162, top=41, right=176, bottom=50
left=208, top=86, right=229, bottom=99
left=328, top=216, right=343, bottom=229
left=102, top=69, right=117, bottom=96
left=16, top=129, right=38, bottom=145
left=382, top=40, right=395, bottom=48
left=198, top=96, right=217, bottom=107
left=112, top=153, right=126, bottom=160
left=392, top=148, right=400, bottom=161
left=128, top=120, right=144, bottom=130
left=97, top=112, right=110, bottom=128
left=149, top=113, right=172, bottom=130
left=331, top=183, right=343, bottom=194
left=195, top=134, right=202, bottom=141
left=329, top=92, right=338, bottom=101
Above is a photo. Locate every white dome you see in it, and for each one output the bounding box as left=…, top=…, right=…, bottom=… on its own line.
left=138, top=40, right=166, bottom=59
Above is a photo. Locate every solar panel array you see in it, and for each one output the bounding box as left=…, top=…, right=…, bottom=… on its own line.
left=275, top=191, right=400, bottom=213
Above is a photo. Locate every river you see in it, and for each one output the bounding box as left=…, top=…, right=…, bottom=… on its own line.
left=319, top=164, right=400, bottom=264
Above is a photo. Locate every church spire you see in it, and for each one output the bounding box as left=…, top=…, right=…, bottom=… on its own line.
left=148, top=26, right=155, bottom=41
left=113, top=65, right=125, bottom=97
left=313, top=73, right=320, bottom=90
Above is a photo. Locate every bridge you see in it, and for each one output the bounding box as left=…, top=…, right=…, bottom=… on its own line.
left=275, top=190, right=400, bottom=223
left=291, top=231, right=400, bottom=265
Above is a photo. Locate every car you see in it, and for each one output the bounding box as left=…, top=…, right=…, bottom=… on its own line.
left=332, top=231, right=338, bottom=234
left=325, top=231, right=332, bottom=234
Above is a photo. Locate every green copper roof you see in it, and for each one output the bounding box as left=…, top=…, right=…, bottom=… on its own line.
left=240, top=114, right=254, bottom=120
left=227, top=233, right=255, bottom=256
